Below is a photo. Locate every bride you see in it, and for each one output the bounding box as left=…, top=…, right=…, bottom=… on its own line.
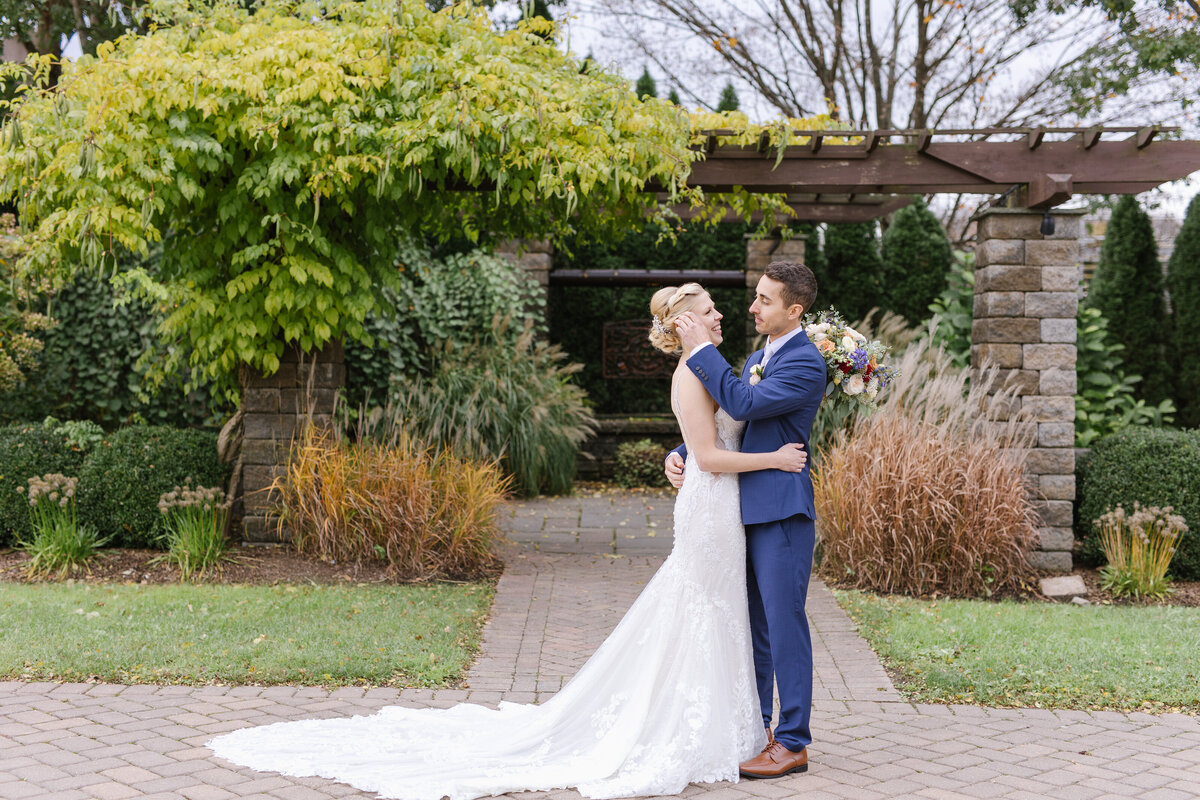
left=208, top=282, right=808, bottom=800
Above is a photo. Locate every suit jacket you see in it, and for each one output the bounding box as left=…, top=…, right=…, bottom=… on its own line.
left=671, top=334, right=826, bottom=526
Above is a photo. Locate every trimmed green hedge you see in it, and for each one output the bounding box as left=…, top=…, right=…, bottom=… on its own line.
left=77, top=426, right=229, bottom=548
left=1075, top=427, right=1200, bottom=579
left=0, top=423, right=88, bottom=546
left=0, top=423, right=227, bottom=549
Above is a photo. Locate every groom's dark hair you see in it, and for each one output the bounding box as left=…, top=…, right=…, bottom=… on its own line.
left=764, top=261, right=817, bottom=314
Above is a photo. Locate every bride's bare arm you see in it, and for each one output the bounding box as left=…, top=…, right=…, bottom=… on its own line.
left=674, top=369, right=806, bottom=474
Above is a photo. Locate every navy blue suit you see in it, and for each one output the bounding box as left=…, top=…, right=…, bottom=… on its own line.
left=671, top=333, right=826, bottom=751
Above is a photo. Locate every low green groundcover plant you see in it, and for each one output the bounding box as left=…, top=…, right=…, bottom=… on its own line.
left=839, top=590, right=1200, bottom=711
left=0, top=581, right=493, bottom=686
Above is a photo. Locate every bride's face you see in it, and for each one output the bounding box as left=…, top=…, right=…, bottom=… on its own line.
left=691, top=293, right=724, bottom=346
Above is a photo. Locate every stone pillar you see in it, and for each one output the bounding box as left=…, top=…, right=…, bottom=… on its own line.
left=972, top=208, right=1084, bottom=572
left=496, top=239, right=553, bottom=317
left=237, top=342, right=344, bottom=543
left=745, top=234, right=806, bottom=342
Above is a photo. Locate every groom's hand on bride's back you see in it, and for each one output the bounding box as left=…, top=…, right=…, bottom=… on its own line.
left=664, top=452, right=685, bottom=489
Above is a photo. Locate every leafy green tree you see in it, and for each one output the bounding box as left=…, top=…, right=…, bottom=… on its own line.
left=1086, top=195, right=1169, bottom=404
left=879, top=198, right=953, bottom=325
left=1167, top=192, right=1200, bottom=427
left=636, top=67, right=657, bottom=98
left=1013, top=0, right=1199, bottom=115
left=0, top=0, right=136, bottom=60
left=716, top=81, right=739, bottom=112
left=0, top=214, right=52, bottom=391
left=822, top=221, right=883, bottom=324
left=0, top=0, right=698, bottom=400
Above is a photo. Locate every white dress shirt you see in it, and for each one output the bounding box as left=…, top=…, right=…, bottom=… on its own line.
left=689, top=323, right=806, bottom=370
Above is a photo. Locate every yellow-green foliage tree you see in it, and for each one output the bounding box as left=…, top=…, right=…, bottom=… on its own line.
left=0, top=0, right=704, bottom=397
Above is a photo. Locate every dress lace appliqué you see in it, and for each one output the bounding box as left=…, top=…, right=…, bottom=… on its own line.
left=207, top=407, right=763, bottom=800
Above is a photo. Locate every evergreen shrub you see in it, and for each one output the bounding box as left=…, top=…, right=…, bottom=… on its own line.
left=0, top=423, right=87, bottom=546
left=77, top=426, right=229, bottom=548
left=821, top=221, right=884, bottom=324
left=614, top=439, right=670, bottom=488
left=1167, top=193, right=1200, bottom=427
left=1076, top=427, right=1200, bottom=579
left=1086, top=196, right=1169, bottom=404
left=880, top=198, right=953, bottom=325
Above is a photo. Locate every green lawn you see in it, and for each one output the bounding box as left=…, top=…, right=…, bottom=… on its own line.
left=0, top=581, right=493, bottom=686
left=837, top=590, right=1200, bottom=711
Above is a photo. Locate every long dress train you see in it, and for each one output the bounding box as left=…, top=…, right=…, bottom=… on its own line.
left=208, top=408, right=762, bottom=800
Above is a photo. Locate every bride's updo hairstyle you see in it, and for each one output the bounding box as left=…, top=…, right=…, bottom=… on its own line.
left=648, top=282, right=707, bottom=355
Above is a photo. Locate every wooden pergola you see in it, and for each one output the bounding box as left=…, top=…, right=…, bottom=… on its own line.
left=682, top=126, right=1200, bottom=217
left=551, top=126, right=1200, bottom=287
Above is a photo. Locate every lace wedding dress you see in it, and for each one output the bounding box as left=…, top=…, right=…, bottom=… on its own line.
left=208, top=406, right=763, bottom=800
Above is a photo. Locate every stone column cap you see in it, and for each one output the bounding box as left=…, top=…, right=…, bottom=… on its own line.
left=970, top=205, right=1088, bottom=223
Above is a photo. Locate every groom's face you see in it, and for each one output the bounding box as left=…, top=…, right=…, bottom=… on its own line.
left=750, top=276, right=803, bottom=338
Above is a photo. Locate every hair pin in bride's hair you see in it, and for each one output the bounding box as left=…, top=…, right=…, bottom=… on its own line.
left=651, top=315, right=667, bottom=335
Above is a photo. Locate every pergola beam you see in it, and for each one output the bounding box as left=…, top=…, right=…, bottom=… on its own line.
left=679, top=139, right=1200, bottom=202
left=666, top=194, right=912, bottom=223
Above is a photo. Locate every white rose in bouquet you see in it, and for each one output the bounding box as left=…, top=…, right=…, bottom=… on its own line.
left=843, top=374, right=866, bottom=395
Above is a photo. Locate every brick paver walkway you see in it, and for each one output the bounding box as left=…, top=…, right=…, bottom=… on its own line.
left=2, top=491, right=1198, bottom=799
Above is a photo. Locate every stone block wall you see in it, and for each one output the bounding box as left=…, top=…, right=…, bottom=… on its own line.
left=496, top=239, right=553, bottom=310
left=745, top=235, right=806, bottom=340
left=972, top=208, right=1085, bottom=572
left=237, top=342, right=344, bottom=543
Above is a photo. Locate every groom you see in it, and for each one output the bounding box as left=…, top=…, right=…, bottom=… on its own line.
left=666, top=261, right=825, bottom=779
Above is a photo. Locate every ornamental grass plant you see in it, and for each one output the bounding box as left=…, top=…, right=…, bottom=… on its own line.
left=157, top=483, right=233, bottom=581
left=273, top=424, right=510, bottom=582
left=16, top=473, right=106, bottom=578
left=814, top=335, right=1038, bottom=597
left=387, top=318, right=595, bottom=496
left=1095, top=504, right=1188, bottom=600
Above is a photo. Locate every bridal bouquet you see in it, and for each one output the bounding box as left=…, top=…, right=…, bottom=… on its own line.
left=803, top=308, right=898, bottom=409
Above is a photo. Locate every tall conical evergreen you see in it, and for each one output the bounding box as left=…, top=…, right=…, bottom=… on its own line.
left=1167, top=193, right=1200, bottom=425
left=716, top=82, right=740, bottom=112
left=1087, top=195, right=1169, bottom=404
left=667, top=88, right=681, bottom=105
left=823, top=221, right=884, bottom=324
left=635, top=67, right=658, bottom=99
left=880, top=198, right=952, bottom=325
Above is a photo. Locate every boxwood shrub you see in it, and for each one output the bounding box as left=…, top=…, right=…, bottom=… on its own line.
left=77, top=426, right=229, bottom=548
left=1075, top=427, right=1200, bottom=579
left=0, top=423, right=88, bottom=546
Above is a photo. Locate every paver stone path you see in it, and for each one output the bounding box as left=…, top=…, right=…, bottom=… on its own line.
left=1, top=491, right=1197, bottom=799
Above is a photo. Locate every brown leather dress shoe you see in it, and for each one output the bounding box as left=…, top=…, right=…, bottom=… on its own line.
left=739, top=740, right=808, bottom=779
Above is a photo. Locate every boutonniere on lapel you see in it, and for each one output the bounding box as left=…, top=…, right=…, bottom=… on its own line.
left=749, top=364, right=764, bottom=385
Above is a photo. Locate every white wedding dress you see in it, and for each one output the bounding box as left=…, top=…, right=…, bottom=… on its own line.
left=208, top=406, right=763, bottom=799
